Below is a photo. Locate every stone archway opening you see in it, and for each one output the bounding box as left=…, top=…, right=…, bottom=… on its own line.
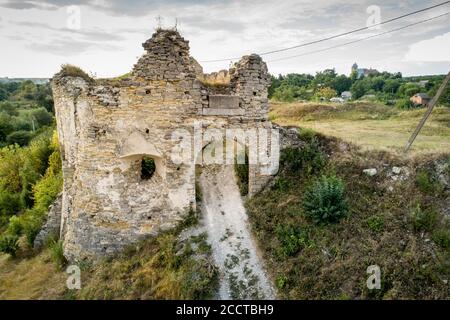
left=195, top=136, right=250, bottom=201
left=234, top=146, right=249, bottom=196
left=194, top=137, right=275, bottom=299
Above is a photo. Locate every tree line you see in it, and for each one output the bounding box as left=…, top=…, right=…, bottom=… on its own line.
left=269, top=69, right=449, bottom=108
left=0, top=80, right=61, bottom=256
left=0, top=80, right=54, bottom=147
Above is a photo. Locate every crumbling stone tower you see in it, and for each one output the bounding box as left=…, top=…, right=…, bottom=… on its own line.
left=52, top=29, right=277, bottom=261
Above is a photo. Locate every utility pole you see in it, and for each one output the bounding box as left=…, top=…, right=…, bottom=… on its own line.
left=404, top=71, right=450, bottom=153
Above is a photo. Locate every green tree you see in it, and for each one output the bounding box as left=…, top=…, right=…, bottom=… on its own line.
left=6, top=131, right=32, bottom=146
left=30, top=107, right=53, bottom=128
left=0, top=102, right=19, bottom=116
left=370, top=76, right=385, bottom=92
left=17, top=80, right=38, bottom=101
left=313, top=69, right=337, bottom=88
left=350, top=80, right=368, bottom=99
left=331, top=75, right=352, bottom=94
left=383, top=79, right=401, bottom=94
left=314, top=87, right=337, bottom=100
left=268, top=74, right=283, bottom=98
left=398, top=83, right=421, bottom=98
left=0, top=112, right=13, bottom=142
left=0, top=88, right=7, bottom=102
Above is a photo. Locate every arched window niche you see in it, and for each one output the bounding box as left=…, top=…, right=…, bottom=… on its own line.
left=118, top=132, right=165, bottom=181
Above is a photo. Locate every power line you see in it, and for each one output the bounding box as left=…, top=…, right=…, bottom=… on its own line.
left=267, top=11, right=450, bottom=63
left=199, top=1, right=450, bottom=63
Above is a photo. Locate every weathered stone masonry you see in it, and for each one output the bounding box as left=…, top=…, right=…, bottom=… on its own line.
left=52, top=29, right=278, bottom=261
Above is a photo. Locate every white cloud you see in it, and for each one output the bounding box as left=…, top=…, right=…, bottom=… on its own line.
left=0, top=0, right=449, bottom=77
left=405, top=32, right=450, bottom=62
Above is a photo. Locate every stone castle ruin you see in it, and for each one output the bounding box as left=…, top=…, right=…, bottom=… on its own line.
left=52, top=29, right=279, bottom=261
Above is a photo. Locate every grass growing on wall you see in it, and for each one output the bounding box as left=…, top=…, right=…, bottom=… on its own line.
left=55, top=64, right=94, bottom=84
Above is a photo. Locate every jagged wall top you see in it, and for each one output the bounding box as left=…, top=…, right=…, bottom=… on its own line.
left=132, top=29, right=196, bottom=81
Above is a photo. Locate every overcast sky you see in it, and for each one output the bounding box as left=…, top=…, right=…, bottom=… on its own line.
left=0, top=0, right=449, bottom=78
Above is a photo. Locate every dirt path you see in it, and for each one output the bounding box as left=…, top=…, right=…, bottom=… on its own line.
left=198, top=165, right=276, bottom=300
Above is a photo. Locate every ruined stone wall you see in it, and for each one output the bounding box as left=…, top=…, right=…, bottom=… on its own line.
left=52, top=29, right=276, bottom=261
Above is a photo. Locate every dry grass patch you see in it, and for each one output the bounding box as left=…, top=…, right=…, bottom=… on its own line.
left=269, top=102, right=450, bottom=155
left=0, top=249, right=66, bottom=300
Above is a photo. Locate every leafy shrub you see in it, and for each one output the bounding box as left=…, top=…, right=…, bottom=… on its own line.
left=0, top=102, right=19, bottom=116
left=272, top=176, right=292, bottom=192
left=29, top=108, right=53, bottom=127
left=314, top=87, right=337, bottom=101
left=365, top=215, right=384, bottom=232
left=0, top=234, right=19, bottom=257
left=297, top=127, right=317, bottom=141
left=23, top=209, right=47, bottom=246
left=6, top=130, right=32, bottom=146
left=3, top=130, right=62, bottom=246
left=409, top=204, right=438, bottom=232
left=432, top=229, right=450, bottom=250
left=6, top=215, right=23, bottom=236
left=395, top=98, right=415, bottom=109
left=281, top=137, right=325, bottom=175
left=303, top=175, right=348, bottom=224
left=415, top=169, right=441, bottom=194
left=276, top=274, right=288, bottom=289
left=48, top=239, right=67, bottom=270
left=275, top=224, right=310, bottom=257
left=33, top=172, right=63, bottom=209
left=0, top=192, right=20, bottom=226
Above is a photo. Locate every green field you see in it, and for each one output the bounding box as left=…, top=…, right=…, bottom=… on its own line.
left=270, top=101, right=450, bottom=155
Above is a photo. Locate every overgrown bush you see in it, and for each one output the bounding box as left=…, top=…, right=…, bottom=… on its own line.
left=275, top=224, right=310, bottom=257
left=6, top=215, right=23, bottom=236
left=281, top=136, right=325, bottom=175
left=365, top=215, right=384, bottom=232
left=415, top=169, right=441, bottom=194
left=409, top=204, right=438, bottom=232
left=302, top=175, right=348, bottom=224
left=0, top=234, right=19, bottom=257
left=276, top=274, right=288, bottom=289
left=6, top=130, right=32, bottom=146
left=432, top=229, right=450, bottom=250
left=395, top=98, right=415, bottom=109
left=3, top=130, right=62, bottom=246
left=48, top=239, right=66, bottom=270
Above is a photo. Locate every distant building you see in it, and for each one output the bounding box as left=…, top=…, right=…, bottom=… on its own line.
left=341, top=91, right=352, bottom=100
left=410, top=93, right=431, bottom=106
left=351, top=63, right=379, bottom=79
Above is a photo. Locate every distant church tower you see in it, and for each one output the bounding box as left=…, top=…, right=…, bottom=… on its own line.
left=351, top=63, right=358, bottom=73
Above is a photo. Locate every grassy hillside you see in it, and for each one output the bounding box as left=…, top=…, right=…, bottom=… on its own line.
left=0, top=214, right=219, bottom=300
left=247, top=129, right=450, bottom=299
left=270, top=101, right=450, bottom=155
left=1, top=99, right=448, bottom=300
